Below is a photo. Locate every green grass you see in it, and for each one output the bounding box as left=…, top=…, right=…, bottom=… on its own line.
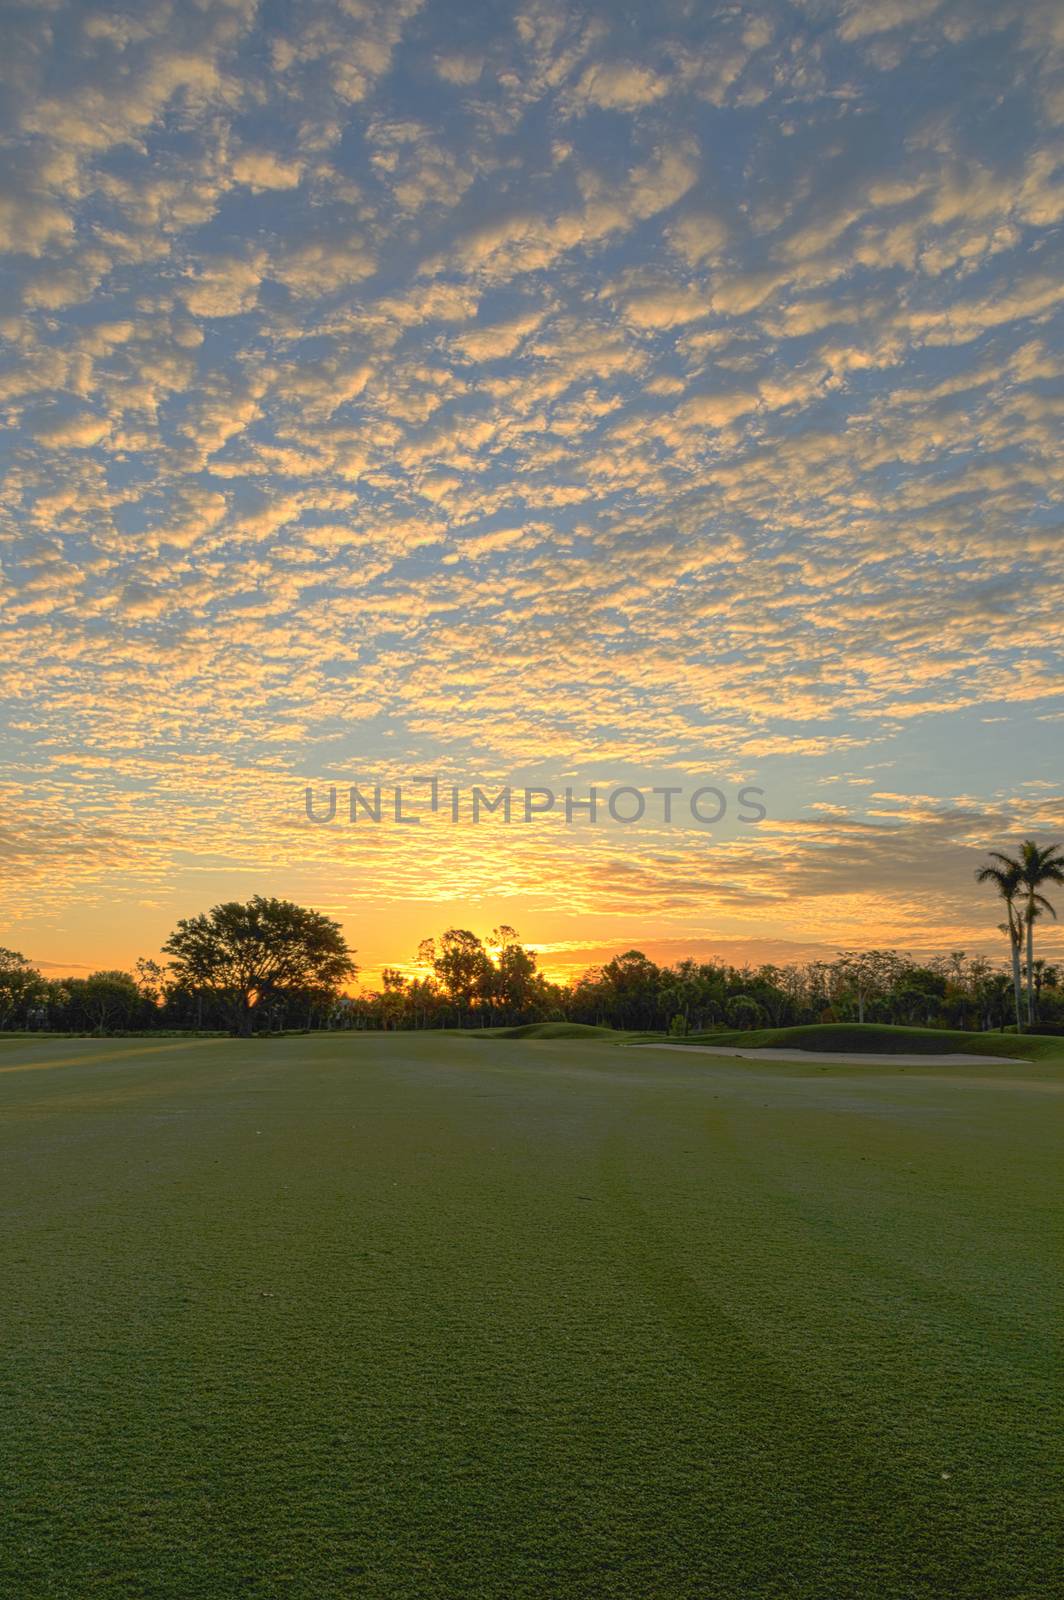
left=1, top=1033, right=1061, bottom=1598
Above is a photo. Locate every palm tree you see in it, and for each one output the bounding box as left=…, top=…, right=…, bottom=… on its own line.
left=1017, top=840, right=1064, bottom=1026
left=976, top=853, right=1024, bottom=1031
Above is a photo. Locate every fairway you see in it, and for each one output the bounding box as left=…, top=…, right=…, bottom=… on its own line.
left=1, top=1034, right=1061, bottom=1599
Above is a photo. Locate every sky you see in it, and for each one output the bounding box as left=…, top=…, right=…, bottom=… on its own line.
left=1, top=0, right=1062, bottom=988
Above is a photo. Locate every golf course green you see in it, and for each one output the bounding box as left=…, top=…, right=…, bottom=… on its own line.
left=1, top=1031, right=1061, bottom=1598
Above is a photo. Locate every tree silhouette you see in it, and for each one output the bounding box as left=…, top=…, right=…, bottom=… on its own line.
left=164, top=896, right=355, bottom=1035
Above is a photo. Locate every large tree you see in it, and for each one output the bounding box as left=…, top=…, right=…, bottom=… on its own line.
left=418, top=929, right=490, bottom=1025
left=978, top=842, right=1064, bottom=1028
left=82, top=970, right=142, bottom=1034
left=1017, top=841, right=1064, bottom=1026
left=485, top=926, right=539, bottom=1019
left=0, top=948, right=45, bottom=1030
left=597, top=950, right=662, bottom=1030
left=832, top=949, right=906, bottom=1025
left=164, top=896, right=356, bottom=1035
left=976, top=854, right=1024, bottom=1031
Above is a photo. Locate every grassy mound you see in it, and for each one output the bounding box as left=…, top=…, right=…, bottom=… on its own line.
left=465, top=1020, right=1064, bottom=1060
left=471, top=1021, right=655, bottom=1042
left=466, top=1020, right=1064, bottom=1059
left=677, top=1022, right=1064, bottom=1062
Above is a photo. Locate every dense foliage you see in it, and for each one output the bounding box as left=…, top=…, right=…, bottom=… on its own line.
left=333, top=940, right=1064, bottom=1035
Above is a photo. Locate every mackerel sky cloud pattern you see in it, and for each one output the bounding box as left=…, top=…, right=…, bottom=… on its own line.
left=1, top=0, right=1062, bottom=978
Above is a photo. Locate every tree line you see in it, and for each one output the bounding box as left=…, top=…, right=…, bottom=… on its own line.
left=347, top=939, right=1064, bottom=1035
left=0, top=840, right=1060, bottom=1037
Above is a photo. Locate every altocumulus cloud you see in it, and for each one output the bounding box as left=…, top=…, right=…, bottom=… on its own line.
left=0, top=0, right=1061, bottom=963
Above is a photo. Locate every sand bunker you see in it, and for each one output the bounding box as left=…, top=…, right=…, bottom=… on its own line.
left=632, top=1043, right=1025, bottom=1067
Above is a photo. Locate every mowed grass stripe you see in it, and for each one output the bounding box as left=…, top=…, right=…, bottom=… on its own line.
left=0, top=1038, right=220, bottom=1074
